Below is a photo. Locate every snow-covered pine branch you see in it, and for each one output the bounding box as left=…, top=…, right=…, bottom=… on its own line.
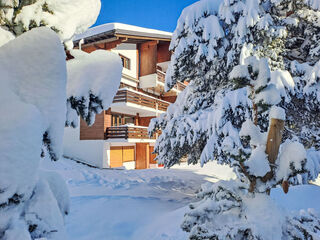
left=0, top=0, right=101, bottom=49
left=66, top=49, right=122, bottom=127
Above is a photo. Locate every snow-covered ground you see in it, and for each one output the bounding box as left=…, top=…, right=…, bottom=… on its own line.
left=41, top=157, right=320, bottom=240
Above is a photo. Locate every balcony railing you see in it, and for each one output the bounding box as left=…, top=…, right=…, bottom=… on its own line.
left=105, top=126, right=156, bottom=140
left=156, top=70, right=186, bottom=92
left=112, top=89, right=170, bottom=111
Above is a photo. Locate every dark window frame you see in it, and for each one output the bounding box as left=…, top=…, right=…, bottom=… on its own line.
left=119, top=54, right=131, bottom=70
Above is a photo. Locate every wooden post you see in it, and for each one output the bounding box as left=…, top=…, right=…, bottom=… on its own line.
left=135, top=113, right=139, bottom=125
left=263, top=118, right=287, bottom=193
left=265, top=118, right=284, bottom=165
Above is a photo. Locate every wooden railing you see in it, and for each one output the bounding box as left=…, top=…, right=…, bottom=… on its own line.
left=113, top=89, right=169, bottom=111
left=156, top=69, right=186, bottom=92
left=157, top=70, right=165, bottom=83
left=105, top=126, right=156, bottom=140
left=176, top=81, right=187, bottom=91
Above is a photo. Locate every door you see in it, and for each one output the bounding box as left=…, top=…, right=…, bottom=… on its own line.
left=136, top=143, right=150, bottom=169
left=110, top=146, right=123, bottom=168
left=149, top=146, right=157, bottom=164
left=123, top=146, right=135, bottom=163
left=110, top=146, right=135, bottom=168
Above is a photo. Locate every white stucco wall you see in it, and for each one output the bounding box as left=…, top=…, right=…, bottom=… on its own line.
left=111, top=43, right=137, bottom=79
left=63, top=118, right=107, bottom=168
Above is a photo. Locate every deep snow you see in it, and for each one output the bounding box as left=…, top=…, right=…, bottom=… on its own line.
left=41, top=157, right=320, bottom=240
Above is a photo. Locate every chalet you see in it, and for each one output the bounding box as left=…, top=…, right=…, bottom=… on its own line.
left=63, top=23, right=186, bottom=169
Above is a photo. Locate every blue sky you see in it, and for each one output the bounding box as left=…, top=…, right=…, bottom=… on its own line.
left=94, top=0, right=199, bottom=32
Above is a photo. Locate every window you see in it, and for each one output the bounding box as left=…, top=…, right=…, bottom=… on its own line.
left=111, top=114, right=135, bottom=126
left=119, top=54, right=131, bottom=70
left=124, top=116, right=135, bottom=125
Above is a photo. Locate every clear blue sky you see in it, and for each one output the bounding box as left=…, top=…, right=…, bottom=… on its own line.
left=94, top=0, right=199, bottom=32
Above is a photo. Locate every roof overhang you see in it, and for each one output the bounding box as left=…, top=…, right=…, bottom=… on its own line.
left=74, top=28, right=171, bottom=47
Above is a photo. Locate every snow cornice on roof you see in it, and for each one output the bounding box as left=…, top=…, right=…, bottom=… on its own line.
left=74, top=22, right=172, bottom=45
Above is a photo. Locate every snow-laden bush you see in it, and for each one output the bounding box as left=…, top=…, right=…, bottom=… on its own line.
left=0, top=27, right=68, bottom=239
left=0, top=2, right=122, bottom=239
left=182, top=180, right=320, bottom=240
left=149, top=0, right=320, bottom=239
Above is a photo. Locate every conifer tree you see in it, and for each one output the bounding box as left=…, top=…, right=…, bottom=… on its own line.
left=149, top=0, right=320, bottom=238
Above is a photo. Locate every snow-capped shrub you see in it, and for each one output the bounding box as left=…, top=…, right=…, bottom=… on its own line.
left=0, top=27, right=68, bottom=239
left=182, top=180, right=320, bottom=240
left=0, top=3, right=121, bottom=238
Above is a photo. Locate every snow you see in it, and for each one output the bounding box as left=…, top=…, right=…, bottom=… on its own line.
left=0, top=27, right=14, bottom=47
left=271, top=70, right=295, bottom=102
left=66, top=49, right=122, bottom=127
left=304, top=60, right=320, bottom=101
left=14, top=0, right=101, bottom=48
left=269, top=106, right=286, bottom=120
left=240, top=119, right=267, bottom=146
left=0, top=27, right=67, bottom=160
left=24, top=176, right=66, bottom=240
left=242, top=193, right=285, bottom=239
left=41, top=157, right=235, bottom=240
left=165, top=0, right=223, bottom=89
left=245, top=146, right=271, bottom=177
left=0, top=27, right=68, bottom=239
left=74, top=22, right=172, bottom=41
left=307, top=0, right=320, bottom=10
left=229, top=65, right=250, bottom=80
left=38, top=156, right=320, bottom=239
left=255, top=84, right=281, bottom=105
left=276, top=140, right=307, bottom=181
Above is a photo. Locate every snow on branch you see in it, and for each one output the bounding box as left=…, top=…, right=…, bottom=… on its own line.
left=0, top=0, right=101, bottom=49
left=66, top=49, right=122, bottom=127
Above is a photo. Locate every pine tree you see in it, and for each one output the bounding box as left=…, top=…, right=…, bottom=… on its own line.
left=149, top=0, right=320, bottom=239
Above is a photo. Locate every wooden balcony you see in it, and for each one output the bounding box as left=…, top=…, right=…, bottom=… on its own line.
left=156, top=70, right=186, bottom=92
left=112, top=89, right=170, bottom=112
left=105, top=126, right=156, bottom=140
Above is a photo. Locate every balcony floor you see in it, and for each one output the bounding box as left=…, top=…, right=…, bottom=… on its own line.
left=110, top=102, right=165, bottom=117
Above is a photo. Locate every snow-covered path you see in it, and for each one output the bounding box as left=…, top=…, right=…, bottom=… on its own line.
left=41, top=157, right=320, bottom=240
left=41, top=158, right=235, bottom=239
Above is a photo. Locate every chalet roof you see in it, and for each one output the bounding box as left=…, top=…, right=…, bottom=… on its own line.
left=74, top=23, right=172, bottom=46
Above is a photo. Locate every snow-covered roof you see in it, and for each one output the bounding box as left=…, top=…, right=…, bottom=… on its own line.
left=74, top=22, right=172, bottom=42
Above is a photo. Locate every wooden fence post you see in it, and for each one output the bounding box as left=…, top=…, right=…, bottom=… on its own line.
left=263, top=118, right=287, bottom=193
left=266, top=118, right=284, bottom=165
